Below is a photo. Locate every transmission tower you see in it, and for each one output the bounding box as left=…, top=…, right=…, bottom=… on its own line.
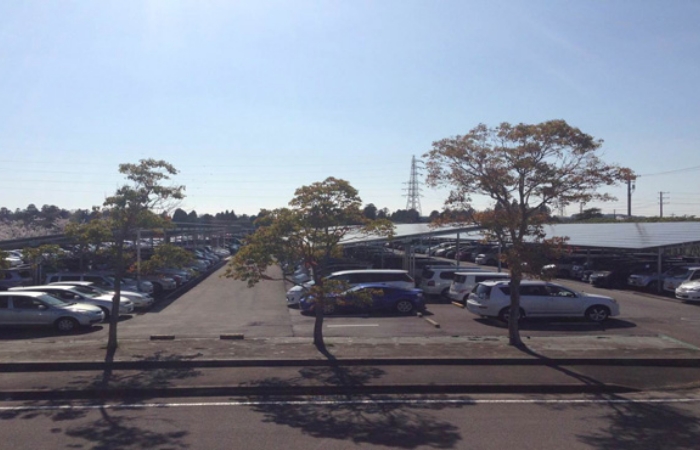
left=404, top=155, right=423, bottom=215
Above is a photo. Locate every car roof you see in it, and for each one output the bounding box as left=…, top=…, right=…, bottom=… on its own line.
left=330, top=269, right=409, bottom=276
left=10, top=285, right=76, bottom=291
left=351, top=283, right=415, bottom=291
left=478, top=279, right=552, bottom=287
left=455, top=271, right=508, bottom=276
left=0, top=291, right=47, bottom=297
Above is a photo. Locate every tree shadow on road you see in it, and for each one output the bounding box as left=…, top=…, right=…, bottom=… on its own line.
left=513, top=342, right=700, bottom=450
left=241, top=347, right=464, bottom=448
left=0, top=402, right=190, bottom=449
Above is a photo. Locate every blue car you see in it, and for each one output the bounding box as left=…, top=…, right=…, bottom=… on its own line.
left=299, top=283, right=425, bottom=315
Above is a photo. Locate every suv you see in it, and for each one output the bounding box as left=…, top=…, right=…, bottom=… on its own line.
left=466, top=280, right=619, bottom=322
left=663, top=266, right=700, bottom=293
left=419, top=266, right=484, bottom=297
left=286, top=269, right=415, bottom=306
left=0, top=291, right=105, bottom=332
left=447, top=271, right=510, bottom=303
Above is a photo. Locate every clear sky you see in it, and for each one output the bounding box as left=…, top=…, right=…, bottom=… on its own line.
left=1, top=0, right=699, bottom=218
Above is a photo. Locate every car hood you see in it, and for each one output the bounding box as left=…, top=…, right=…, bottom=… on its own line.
left=679, top=280, right=700, bottom=289
left=580, top=292, right=615, bottom=301
left=58, top=303, right=103, bottom=313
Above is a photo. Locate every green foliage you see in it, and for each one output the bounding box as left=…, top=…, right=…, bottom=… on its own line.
left=425, top=120, right=633, bottom=346
left=224, top=177, right=394, bottom=349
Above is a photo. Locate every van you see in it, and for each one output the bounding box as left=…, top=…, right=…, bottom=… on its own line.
left=286, top=269, right=415, bottom=306
left=419, top=266, right=485, bottom=296
left=447, top=271, right=511, bottom=303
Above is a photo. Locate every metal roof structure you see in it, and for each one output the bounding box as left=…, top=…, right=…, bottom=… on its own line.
left=341, top=222, right=700, bottom=252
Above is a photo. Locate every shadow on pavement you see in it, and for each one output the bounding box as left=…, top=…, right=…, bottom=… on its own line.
left=0, top=351, right=199, bottom=449
left=0, top=324, right=105, bottom=341
left=474, top=317, right=637, bottom=332
left=241, top=359, right=464, bottom=448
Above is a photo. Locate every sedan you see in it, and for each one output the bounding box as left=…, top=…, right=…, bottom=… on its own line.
left=676, top=280, right=700, bottom=302
left=300, top=284, right=425, bottom=315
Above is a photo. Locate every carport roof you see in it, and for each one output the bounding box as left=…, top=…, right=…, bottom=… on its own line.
left=341, top=221, right=700, bottom=251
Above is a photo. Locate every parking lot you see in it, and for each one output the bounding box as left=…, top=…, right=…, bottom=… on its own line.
left=4, top=263, right=700, bottom=352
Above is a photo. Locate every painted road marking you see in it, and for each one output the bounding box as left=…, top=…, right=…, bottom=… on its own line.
left=327, top=324, right=379, bottom=328
left=2, top=397, right=700, bottom=412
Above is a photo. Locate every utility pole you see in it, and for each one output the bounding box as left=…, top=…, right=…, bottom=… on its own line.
left=627, top=177, right=636, bottom=217
left=659, top=192, right=670, bottom=218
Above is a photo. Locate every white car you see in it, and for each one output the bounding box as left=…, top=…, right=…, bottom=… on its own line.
left=48, top=281, right=155, bottom=309
left=10, top=285, right=134, bottom=319
left=0, top=291, right=105, bottom=332
left=447, top=271, right=510, bottom=303
left=466, top=280, right=620, bottom=322
left=675, top=280, right=700, bottom=302
left=663, top=266, right=700, bottom=293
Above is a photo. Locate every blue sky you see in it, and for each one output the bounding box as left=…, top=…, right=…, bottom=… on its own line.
left=1, top=0, right=699, bottom=218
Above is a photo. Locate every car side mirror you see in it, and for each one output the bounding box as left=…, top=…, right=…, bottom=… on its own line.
left=37, top=304, right=48, bottom=310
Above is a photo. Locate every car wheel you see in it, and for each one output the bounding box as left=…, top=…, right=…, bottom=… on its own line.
left=441, top=288, right=449, bottom=298
left=462, top=295, right=470, bottom=304
left=55, top=317, right=79, bottom=333
left=323, top=303, right=335, bottom=315
left=100, top=307, right=110, bottom=320
left=498, top=307, right=525, bottom=323
left=585, top=305, right=610, bottom=322
left=395, top=299, right=415, bottom=314
left=647, top=281, right=659, bottom=292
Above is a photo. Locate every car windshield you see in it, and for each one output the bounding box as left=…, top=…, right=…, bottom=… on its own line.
left=67, top=286, right=100, bottom=297
left=36, top=294, right=71, bottom=307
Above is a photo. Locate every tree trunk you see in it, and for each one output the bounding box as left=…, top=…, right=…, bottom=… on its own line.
left=508, top=274, right=524, bottom=347
left=313, top=297, right=326, bottom=351
left=106, top=244, right=123, bottom=353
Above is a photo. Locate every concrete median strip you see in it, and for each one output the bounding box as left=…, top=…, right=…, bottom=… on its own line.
left=150, top=335, right=175, bottom=340
left=417, top=312, right=440, bottom=328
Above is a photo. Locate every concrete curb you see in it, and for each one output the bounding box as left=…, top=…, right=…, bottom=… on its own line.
left=2, top=357, right=700, bottom=373
left=0, top=383, right=637, bottom=401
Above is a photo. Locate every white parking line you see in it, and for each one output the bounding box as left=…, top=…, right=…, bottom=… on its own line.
left=327, top=324, right=380, bottom=328
left=2, top=397, right=700, bottom=412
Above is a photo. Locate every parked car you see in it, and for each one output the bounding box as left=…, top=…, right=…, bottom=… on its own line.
left=45, top=272, right=154, bottom=294
left=447, top=271, right=510, bottom=303
left=663, top=266, right=700, bottom=293
left=589, top=262, right=655, bottom=289
left=286, top=269, right=415, bottom=306
left=628, top=266, right=667, bottom=291
left=47, top=281, right=154, bottom=309
left=10, top=285, right=134, bottom=318
left=0, top=291, right=105, bottom=332
left=418, top=266, right=475, bottom=297
left=466, top=280, right=620, bottom=322
left=299, top=284, right=425, bottom=315
left=675, top=280, right=700, bottom=302
left=1, top=268, right=33, bottom=290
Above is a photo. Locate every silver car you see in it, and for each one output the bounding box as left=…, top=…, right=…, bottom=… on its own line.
left=0, top=291, right=105, bottom=332
left=10, top=285, right=134, bottom=319
left=466, top=280, right=620, bottom=322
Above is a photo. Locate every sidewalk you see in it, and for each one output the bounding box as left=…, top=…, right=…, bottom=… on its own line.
left=1, top=335, right=700, bottom=399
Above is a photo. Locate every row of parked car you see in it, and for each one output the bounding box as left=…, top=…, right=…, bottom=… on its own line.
left=285, top=266, right=621, bottom=323
left=0, top=245, right=232, bottom=333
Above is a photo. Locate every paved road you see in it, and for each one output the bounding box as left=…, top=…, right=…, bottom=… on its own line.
left=2, top=392, right=700, bottom=449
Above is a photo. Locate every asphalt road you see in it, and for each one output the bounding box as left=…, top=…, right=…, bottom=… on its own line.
left=2, top=393, right=700, bottom=449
